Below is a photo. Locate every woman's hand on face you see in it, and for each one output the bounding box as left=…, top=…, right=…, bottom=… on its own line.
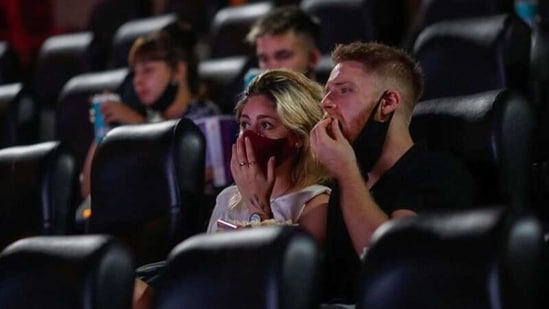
left=230, top=135, right=275, bottom=219
left=310, top=117, right=357, bottom=179
left=101, top=101, right=146, bottom=124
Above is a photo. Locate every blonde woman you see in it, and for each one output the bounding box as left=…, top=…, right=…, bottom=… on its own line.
left=207, top=69, right=330, bottom=243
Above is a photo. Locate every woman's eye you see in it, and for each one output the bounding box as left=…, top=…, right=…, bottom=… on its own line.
left=259, top=122, right=273, bottom=130
left=239, top=121, right=249, bottom=129
left=341, top=87, right=352, bottom=94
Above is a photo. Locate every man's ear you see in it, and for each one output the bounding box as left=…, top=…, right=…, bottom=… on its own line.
left=309, top=47, right=322, bottom=68
left=380, top=90, right=400, bottom=121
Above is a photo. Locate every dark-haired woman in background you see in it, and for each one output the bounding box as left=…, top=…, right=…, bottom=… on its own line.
left=80, top=21, right=220, bottom=206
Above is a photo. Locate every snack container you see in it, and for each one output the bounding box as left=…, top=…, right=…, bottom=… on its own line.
left=91, top=93, right=120, bottom=142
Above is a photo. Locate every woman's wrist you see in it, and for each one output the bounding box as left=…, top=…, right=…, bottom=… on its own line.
left=246, top=195, right=272, bottom=220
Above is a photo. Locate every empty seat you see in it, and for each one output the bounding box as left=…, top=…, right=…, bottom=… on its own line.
left=0, top=82, right=37, bottom=147
left=411, top=89, right=534, bottom=209
left=0, top=41, right=22, bottom=84
left=55, top=68, right=130, bottom=171
left=357, top=207, right=545, bottom=309
left=0, top=141, right=79, bottom=250
left=301, top=0, right=371, bottom=54
left=208, top=2, right=274, bottom=59
left=85, top=0, right=152, bottom=71
left=413, top=14, right=531, bottom=100
left=362, top=0, right=417, bottom=47
left=32, top=31, right=93, bottom=141
left=89, top=118, right=206, bottom=266
left=198, top=56, right=249, bottom=114
left=0, top=234, right=134, bottom=309
left=153, top=226, right=320, bottom=309
left=403, top=0, right=514, bottom=49
left=108, top=14, right=177, bottom=69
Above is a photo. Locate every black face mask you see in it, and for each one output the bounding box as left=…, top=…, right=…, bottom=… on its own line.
left=352, top=90, right=393, bottom=178
left=150, top=80, right=178, bottom=112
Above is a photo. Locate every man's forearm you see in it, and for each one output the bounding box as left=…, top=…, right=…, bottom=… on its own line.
left=337, top=167, right=389, bottom=255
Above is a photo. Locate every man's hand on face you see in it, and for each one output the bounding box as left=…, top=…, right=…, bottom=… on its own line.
left=310, top=117, right=357, bottom=179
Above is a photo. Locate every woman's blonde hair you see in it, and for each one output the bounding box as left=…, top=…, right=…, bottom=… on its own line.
left=231, top=69, right=328, bottom=209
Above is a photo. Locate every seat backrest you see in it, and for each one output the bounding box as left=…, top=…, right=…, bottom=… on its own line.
left=108, top=14, right=177, bottom=69
left=301, top=0, right=371, bottom=54
left=85, top=0, right=151, bottom=71
left=0, top=41, right=22, bottom=84
left=89, top=118, right=206, bottom=266
left=32, top=32, right=93, bottom=110
left=410, top=89, right=534, bottom=209
left=0, top=141, right=79, bottom=250
left=208, top=2, right=274, bottom=59
left=0, top=234, right=134, bottom=309
left=403, top=0, right=514, bottom=49
left=413, top=14, right=531, bottom=100
left=362, top=0, right=415, bottom=47
left=198, top=55, right=250, bottom=114
left=0, top=83, right=34, bottom=148
left=357, top=207, right=545, bottom=309
left=153, top=226, right=320, bottom=309
left=55, top=68, right=129, bottom=170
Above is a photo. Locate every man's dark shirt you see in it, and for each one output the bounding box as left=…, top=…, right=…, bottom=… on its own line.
left=322, top=143, right=474, bottom=303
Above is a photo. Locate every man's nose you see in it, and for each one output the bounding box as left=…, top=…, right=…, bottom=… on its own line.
left=321, top=93, right=334, bottom=110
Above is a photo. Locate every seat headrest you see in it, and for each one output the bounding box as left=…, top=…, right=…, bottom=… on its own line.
left=0, top=141, right=78, bottom=249
left=358, top=207, right=545, bottom=309
left=90, top=118, right=205, bottom=265
left=0, top=234, right=134, bottom=309
left=413, top=14, right=531, bottom=100
left=154, top=226, right=320, bottom=309
left=411, top=89, right=534, bottom=207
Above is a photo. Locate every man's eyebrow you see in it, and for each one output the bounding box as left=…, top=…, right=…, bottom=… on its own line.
left=325, top=81, right=354, bottom=91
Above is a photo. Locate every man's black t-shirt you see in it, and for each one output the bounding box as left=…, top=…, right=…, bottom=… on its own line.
left=322, top=143, right=474, bottom=303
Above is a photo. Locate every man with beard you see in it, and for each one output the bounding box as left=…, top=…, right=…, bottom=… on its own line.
left=310, top=41, right=474, bottom=304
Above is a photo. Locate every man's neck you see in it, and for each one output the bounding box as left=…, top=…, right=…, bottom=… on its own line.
left=366, top=129, right=414, bottom=188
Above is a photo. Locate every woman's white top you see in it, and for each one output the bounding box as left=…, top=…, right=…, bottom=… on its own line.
left=207, top=184, right=331, bottom=233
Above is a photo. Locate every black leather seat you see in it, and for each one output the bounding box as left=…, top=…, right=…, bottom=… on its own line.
left=413, top=14, right=531, bottom=101
left=32, top=32, right=93, bottom=141
left=0, top=234, right=134, bottom=309
left=0, top=82, right=37, bottom=147
left=198, top=56, right=249, bottom=114
left=89, top=118, right=206, bottom=266
left=108, top=14, right=177, bottom=69
left=208, top=2, right=274, bottom=59
left=55, top=68, right=130, bottom=171
left=362, top=0, right=417, bottom=47
left=411, top=89, right=534, bottom=209
left=301, top=0, right=371, bottom=54
left=153, top=226, right=320, bottom=309
left=0, top=41, right=22, bottom=84
left=403, top=0, right=514, bottom=50
left=0, top=141, right=79, bottom=250
left=85, top=0, right=152, bottom=71
left=528, top=25, right=549, bottom=220
left=357, top=207, right=545, bottom=309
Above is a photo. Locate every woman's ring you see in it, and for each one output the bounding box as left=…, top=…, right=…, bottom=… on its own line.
left=240, top=162, right=246, bottom=166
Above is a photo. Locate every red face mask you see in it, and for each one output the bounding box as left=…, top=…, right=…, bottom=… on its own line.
left=241, top=130, right=293, bottom=174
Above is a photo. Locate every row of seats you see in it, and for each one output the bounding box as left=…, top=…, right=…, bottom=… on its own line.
left=0, top=0, right=544, bottom=146
left=1, top=207, right=546, bottom=309
left=0, top=88, right=534, bottom=263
